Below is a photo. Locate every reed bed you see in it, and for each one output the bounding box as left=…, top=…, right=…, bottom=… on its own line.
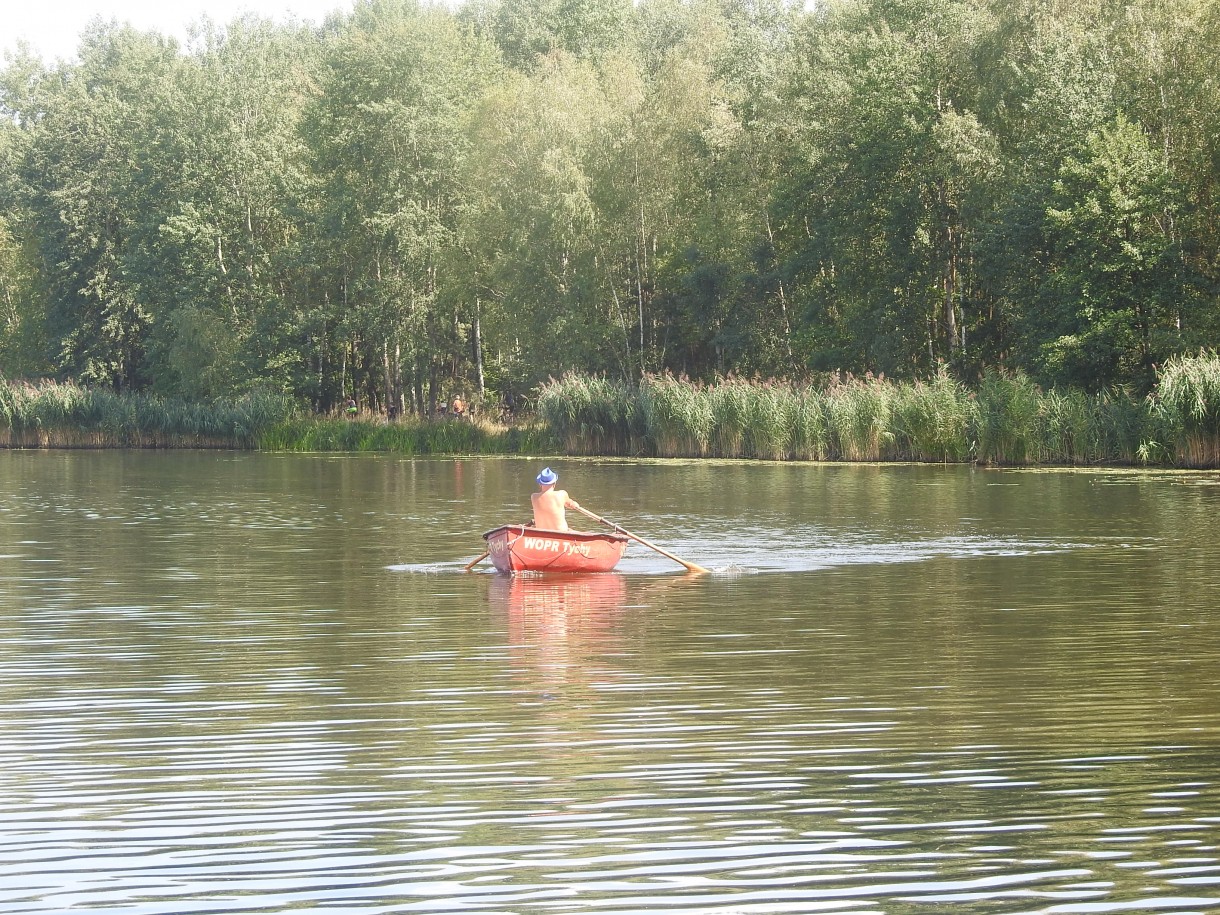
left=822, top=374, right=895, bottom=461
left=639, top=374, right=715, bottom=457
left=535, top=374, right=640, bottom=456
left=710, top=379, right=752, bottom=458
left=746, top=381, right=794, bottom=461
left=13, top=353, right=1220, bottom=465
left=0, top=379, right=293, bottom=448
left=790, top=386, right=831, bottom=461
left=1034, top=387, right=1145, bottom=465
left=1036, top=388, right=1098, bottom=465
left=1149, top=351, right=1220, bottom=467
left=971, top=369, right=1044, bottom=465
left=637, top=374, right=806, bottom=460
left=889, top=371, right=975, bottom=462
left=533, top=365, right=1190, bottom=466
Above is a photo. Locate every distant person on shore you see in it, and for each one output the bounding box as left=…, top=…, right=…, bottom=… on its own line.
left=451, top=395, right=465, bottom=419
left=531, top=467, right=579, bottom=531
left=344, top=397, right=357, bottom=417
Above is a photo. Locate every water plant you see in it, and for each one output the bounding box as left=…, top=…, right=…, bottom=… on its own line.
left=973, top=369, right=1043, bottom=466
left=889, top=371, right=974, bottom=462
left=1097, top=388, right=1150, bottom=464
left=789, top=385, right=831, bottom=461
left=260, top=414, right=552, bottom=455
left=1040, top=388, right=1103, bottom=465
left=6, top=362, right=1215, bottom=467
left=0, top=378, right=295, bottom=448
left=745, top=380, right=793, bottom=461
left=1149, top=351, right=1220, bottom=467
left=536, top=374, right=637, bottom=456
left=823, top=374, right=894, bottom=461
left=640, top=373, right=714, bottom=457
left=710, top=378, right=752, bottom=458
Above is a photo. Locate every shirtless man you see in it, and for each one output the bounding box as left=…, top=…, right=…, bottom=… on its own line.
left=530, top=467, right=579, bottom=531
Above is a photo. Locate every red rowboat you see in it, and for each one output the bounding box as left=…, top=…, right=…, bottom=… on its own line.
left=482, top=524, right=629, bottom=573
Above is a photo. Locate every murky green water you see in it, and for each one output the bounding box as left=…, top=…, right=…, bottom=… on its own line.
left=2, top=450, right=1220, bottom=913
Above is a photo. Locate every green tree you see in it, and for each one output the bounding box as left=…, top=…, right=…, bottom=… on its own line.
left=1107, top=0, right=1220, bottom=352
left=453, top=53, right=617, bottom=387
left=17, top=24, right=181, bottom=390
left=969, top=0, right=1122, bottom=378
left=976, top=0, right=1214, bottom=390
left=591, top=15, right=749, bottom=378
left=141, top=17, right=321, bottom=400
left=0, top=51, right=49, bottom=376
left=773, top=0, right=997, bottom=378
left=1034, top=115, right=1192, bottom=390
left=304, top=0, right=500, bottom=414
left=483, top=0, right=632, bottom=69
left=0, top=214, right=46, bottom=377
left=646, top=0, right=801, bottom=378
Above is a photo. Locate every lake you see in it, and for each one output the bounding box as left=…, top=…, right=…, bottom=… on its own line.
left=2, top=450, right=1220, bottom=914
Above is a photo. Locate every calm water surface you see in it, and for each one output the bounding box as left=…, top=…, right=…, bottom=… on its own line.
left=2, top=451, right=1220, bottom=914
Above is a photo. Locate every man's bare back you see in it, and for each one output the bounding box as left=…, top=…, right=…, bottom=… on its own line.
left=531, top=467, right=579, bottom=531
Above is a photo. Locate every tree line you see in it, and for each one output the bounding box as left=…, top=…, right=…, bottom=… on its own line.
left=1, top=0, right=1217, bottom=417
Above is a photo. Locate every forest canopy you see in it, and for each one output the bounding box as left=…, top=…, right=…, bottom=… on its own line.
left=1, top=0, right=1217, bottom=415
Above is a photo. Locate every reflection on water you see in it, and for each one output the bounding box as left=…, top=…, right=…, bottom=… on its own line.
left=491, top=573, right=628, bottom=689
left=1, top=452, right=1220, bottom=913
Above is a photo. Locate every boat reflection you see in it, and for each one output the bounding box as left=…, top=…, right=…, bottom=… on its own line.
left=490, top=571, right=627, bottom=614
left=488, top=573, right=629, bottom=688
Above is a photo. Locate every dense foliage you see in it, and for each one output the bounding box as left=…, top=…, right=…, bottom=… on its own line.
left=1, top=0, right=1218, bottom=415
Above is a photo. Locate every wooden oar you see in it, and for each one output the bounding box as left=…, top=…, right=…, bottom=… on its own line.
left=574, top=505, right=711, bottom=574
left=463, top=549, right=489, bottom=571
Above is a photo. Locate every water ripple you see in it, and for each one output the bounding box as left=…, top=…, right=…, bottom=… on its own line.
left=4, top=456, right=1220, bottom=912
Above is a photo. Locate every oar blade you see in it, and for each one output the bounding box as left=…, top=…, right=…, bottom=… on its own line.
left=463, top=549, right=490, bottom=571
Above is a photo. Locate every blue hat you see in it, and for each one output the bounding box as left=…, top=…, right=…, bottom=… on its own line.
left=536, top=467, right=557, bottom=485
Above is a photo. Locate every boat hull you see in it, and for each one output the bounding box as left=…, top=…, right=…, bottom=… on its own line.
left=482, top=525, right=629, bottom=573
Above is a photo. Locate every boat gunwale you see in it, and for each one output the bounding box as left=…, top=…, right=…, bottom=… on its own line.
left=482, top=524, right=630, bottom=544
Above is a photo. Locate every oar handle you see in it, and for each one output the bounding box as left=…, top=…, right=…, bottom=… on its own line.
left=574, top=505, right=711, bottom=574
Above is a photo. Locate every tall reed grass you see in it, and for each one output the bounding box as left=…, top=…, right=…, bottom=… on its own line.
left=15, top=353, right=1220, bottom=466
left=747, top=381, right=793, bottom=461
left=530, top=365, right=1185, bottom=466
left=710, top=378, right=752, bottom=458
left=535, top=374, right=640, bottom=455
left=1034, top=387, right=1145, bottom=465
left=639, top=373, right=715, bottom=457
left=790, top=386, right=831, bottom=461
left=823, top=374, right=894, bottom=461
left=972, top=369, right=1043, bottom=465
left=889, top=371, right=975, bottom=462
left=0, top=379, right=294, bottom=448
left=1150, top=351, right=1220, bottom=467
